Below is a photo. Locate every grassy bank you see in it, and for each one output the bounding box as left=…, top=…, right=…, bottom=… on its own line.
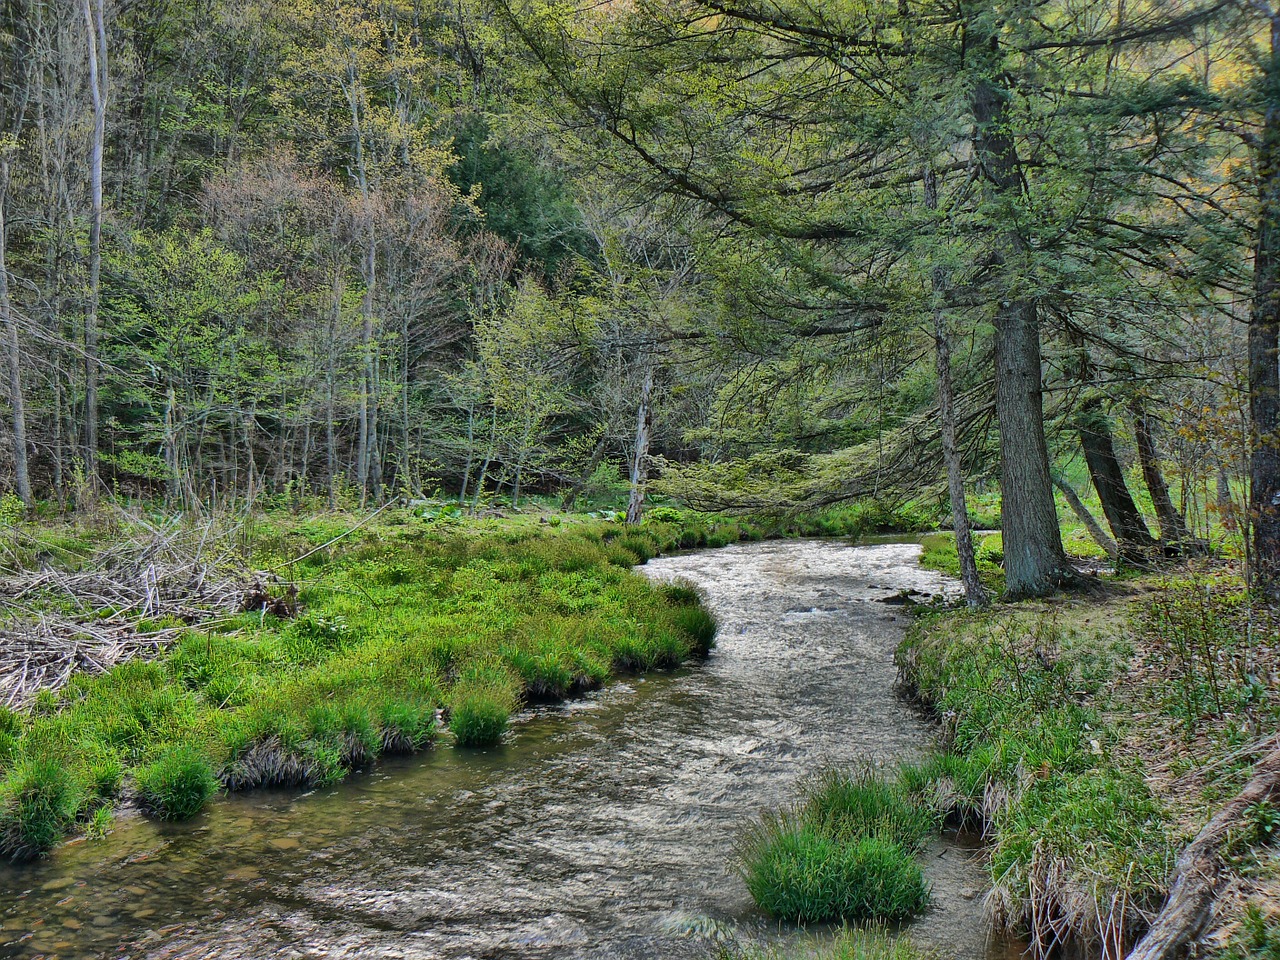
left=895, top=573, right=1280, bottom=959
left=0, top=495, right=946, bottom=862
left=0, top=507, right=748, bottom=860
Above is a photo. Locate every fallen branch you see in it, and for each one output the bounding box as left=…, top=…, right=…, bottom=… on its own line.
left=1125, top=747, right=1280, bottom=960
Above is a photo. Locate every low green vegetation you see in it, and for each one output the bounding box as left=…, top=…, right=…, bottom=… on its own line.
left=740, top=768, right=936, bottom=923
left=719, top=925, right=932, bottom=960
left=894, top=575, right=1280, bottom=957
left=917, top=532, right=1005, bottom=594
left=0, top=509, right=734, bottom=860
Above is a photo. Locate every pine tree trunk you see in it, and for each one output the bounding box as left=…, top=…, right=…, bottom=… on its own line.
left=1131, top=401, right=1190, bottom=545
left=1077, top=402, right=1158, bottom=557
left=1252, top=13, right=1280, bottom=598
left=1052, top=475, right=1118, bottom=560
left=0, top=160, right=32, bottom=508
left=970, top=75, right=1071, bottom=598
left=925, top=168, right=986, bottom=606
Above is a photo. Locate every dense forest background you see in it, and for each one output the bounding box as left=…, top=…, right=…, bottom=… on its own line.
left=0, top=0, right=1276, bottom=597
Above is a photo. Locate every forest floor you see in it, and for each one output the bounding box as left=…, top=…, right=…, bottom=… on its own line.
left=903, top=540, right=1280, bottom=960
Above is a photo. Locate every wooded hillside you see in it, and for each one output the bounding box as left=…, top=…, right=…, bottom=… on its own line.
left=0, top=0, right=1278, bottom=598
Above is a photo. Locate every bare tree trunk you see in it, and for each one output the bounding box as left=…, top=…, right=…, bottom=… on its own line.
left=925, top=168, right=986, bottom=606
left=971, top=74, right=1071, bottom=597
left=82, top=0, right=107, bottom=485
left=1251, top=9, right=1280, bottom=597
left=472, top=406, right=497, bottom=514
left=1130, top=402, right=1191, bottom=545
left=164, top=385, right=179, bottom=506
left=0, top=160, right=32, bottom=508
left=1078, top=402, right=1158, bottom=558
left=1053, top=475, right=1119, bottom=560
left=1217, top=464, right=1237, bottom=533
left=625, top=362, right=654, bottom=525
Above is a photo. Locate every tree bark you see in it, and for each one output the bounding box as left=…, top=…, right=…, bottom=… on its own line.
left=0, top=160, right=32, bottom=508
left=925, top=168, right=986, bottom=606
left=1251, top=9, right=1280, bottom=597
left=625, top=361, right=654, bottom=525
left=1053, top=475, right=1118, bottom=561
left=1131, top=401, right=1191, bottom=545
left=1078, top=402, right=1158, bottom=558
left=970, top=74, right=1071, bottom=598
left=82, top=0, right=107, bottom=486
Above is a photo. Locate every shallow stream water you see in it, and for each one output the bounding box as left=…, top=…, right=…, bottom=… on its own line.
left=0, top=539, right=1016, bottom=960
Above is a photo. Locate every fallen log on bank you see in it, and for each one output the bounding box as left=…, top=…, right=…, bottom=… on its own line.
left=1125, top=743, right=1280, bottom=960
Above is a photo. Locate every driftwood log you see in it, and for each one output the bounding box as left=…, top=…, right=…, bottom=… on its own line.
left=1125, top=745, right=1280, bottom=960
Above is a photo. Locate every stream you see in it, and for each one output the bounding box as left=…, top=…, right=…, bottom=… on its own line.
left=0, top=539, right=1018, bottom=960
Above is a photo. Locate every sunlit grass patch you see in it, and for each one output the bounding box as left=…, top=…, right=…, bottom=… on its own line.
left=741, top=816, right=929, bottom=923
left=136, top=744, right=218, bottom=820
left=0, top=510, right=726, bottom=859
left=449, top=661, right=521, bottom=747
left=0, top=760, right=85, bottom=860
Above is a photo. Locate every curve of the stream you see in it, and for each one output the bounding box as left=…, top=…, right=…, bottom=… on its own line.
left=0, top=539, right=1010, bottom=960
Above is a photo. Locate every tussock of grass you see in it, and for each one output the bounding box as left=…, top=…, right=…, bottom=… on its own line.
left=740, top=767, right=936, bottom=924
left=742, top=817, right=928, bottom=923
left=0, top=760, right=85, bottom=860
left=449, top=662, right=520, bottom=747
left=136, top=745, right=218, bottom=820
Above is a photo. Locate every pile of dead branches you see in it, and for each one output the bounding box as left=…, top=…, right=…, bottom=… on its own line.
left=0, top=511, right=293, bottom=710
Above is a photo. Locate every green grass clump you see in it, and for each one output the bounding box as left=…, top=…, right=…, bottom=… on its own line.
left=721, top=925, right=931, bottom=960
left=802, top=768, right=938, bottom=849
left=896, top=604, right=1174, bottom=952
left=0, top=760, right=85, bottom=859
left=136, top=744, right=218, bottom=820
left=743, top=819, right=928, bottom=923
left=449, top=662, right=520, bottom=747
left=740, top=767, right=935, bottom=924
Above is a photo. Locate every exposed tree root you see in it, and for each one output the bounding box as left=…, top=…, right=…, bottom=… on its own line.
left=1126, top=742, right=1280, bottom=960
